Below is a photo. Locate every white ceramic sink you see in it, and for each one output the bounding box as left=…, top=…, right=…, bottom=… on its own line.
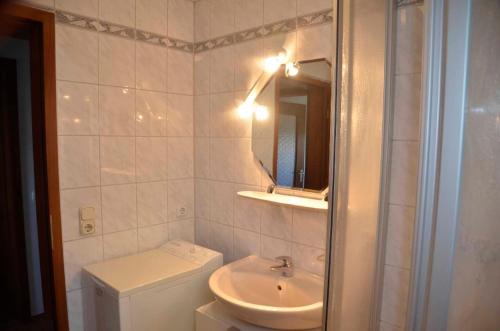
left=209, top=255, right=323, bottom=330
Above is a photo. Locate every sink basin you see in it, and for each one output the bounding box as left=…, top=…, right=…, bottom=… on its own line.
left=208, top=255, right=324, bottom=330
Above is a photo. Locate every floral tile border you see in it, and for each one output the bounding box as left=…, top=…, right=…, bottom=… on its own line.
left=195, top=8, right=333, bottom=53
left=55, top=10, right=193, bottom=53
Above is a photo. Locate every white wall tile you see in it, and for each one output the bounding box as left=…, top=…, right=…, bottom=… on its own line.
left=67, top=289, right=85, bottom=331
left=101, top=184, right=137, bottom=233
left=136, top=0, right=167, bottom=35
left=167, top=137, right=194, bottom=179
left=103, top=229, right=138, bottom=259
left=234, top=138, right=261, bottom=186
left=210, top=222, right=234, bottom=262
left=136, top=137, right=168, bottom=181
left=235, top=0, right=263, bottom=31
left=234, top=190, right=261, bottom=233
left=136, top=43, right=168, bottom=92
left=195, top=137, right=210, bottom=178
left=195, top=52, right=210, bottom=95
left=195, top=218, right=211, bottom=247
left=297, top=0, right=331, bottom=15
left=194, top=0, right=211, bottom=42
left=393, top=73, right=422, bottom=141
left=167, top=94, right=194, bottom=136
left=297, top=24, right=333, bottom=62
left=210, top=92, right=236, bottom=137
left=99, top=35, right=135, bottom=87
left=56, top=25, right=98, bottom=84
left=209, top=138, right=235, bottom=181
left=234, top=229, right=261, bottom=259
left=168, top=50, right=194, bottom=95
left=292, top=243, right=325, bottom=276
left=264, top=0, right=297, bottom=24
left=210, top=0, right=235, bottom=38
left=385, top=205, right=415, bottom=269
left=100, top=137, right=136, bottom=185
left=194, top=95, right=210, bottom=136
left=169, top=219, right=195, bottom=242
left=57, top=81, right=99, bottom=135
left=167, top=178, right=195, bottom=220
left=210, top=47, right=235, bottom=93
left=292, top=209, right=327, bottom=249
left=136, top=90, right=168, bottom=136
left=389, top=141, right=419, bottom=206
left=63, top=236, right=103, bottom=290
left=56, top=0, right=98, bottom=17
left=210, top=181, right=234, bottom=225
left=60, top=187, right=102, bottom=241
left=137, top=182, right=168, bottom=227
left=99, top=86, right=135, bottom=136
left=99, top=0, right=135, bottom=27
left=234, top=39, right=264, bottom=92
left=261, top=204, right=293, bottom=240
left=138, top=223, right=169, bottom=251
left=395, top=5, right=423, bottom=74
left=380, top=265, right=411, bottom=327
left=58, top=136, right=100, bottom=189
left=195, top=179, right=211, bottom=219
left=168, top=0, right=194, bottom=42
left=261, top=235, right=292, bottom=260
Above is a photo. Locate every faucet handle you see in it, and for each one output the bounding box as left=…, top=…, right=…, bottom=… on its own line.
left=275, top=256, right=292, bottom=266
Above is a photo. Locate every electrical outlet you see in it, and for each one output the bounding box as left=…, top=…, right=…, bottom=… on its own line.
left=80, top=220, right=95, bottom=235
left=176, top=207, right=187, bottom=218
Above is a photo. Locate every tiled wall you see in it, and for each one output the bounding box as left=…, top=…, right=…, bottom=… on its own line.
left=192, top=0, right=332, bottom=274
left=26, top=0, right=195, bottom=329
left=380, top=2, right=423, bottom=330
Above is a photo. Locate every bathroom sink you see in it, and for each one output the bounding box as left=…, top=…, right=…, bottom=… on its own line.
left=208, top=255, right=323, bottom=330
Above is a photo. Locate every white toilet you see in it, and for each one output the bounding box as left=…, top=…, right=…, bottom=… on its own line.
left=83, top=240, right=222, bottom=331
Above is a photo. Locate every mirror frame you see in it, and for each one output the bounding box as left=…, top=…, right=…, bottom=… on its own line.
left=244, top=58, right=333, bottom=197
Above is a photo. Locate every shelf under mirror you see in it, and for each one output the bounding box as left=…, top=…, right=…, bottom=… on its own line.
left=237, top=191, right=328, bottom=211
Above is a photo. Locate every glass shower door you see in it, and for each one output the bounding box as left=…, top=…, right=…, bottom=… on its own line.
left=447, top=1, right=500, bottom=329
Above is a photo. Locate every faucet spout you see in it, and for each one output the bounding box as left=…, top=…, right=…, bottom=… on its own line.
left=270, top=256, right=294, bottom=277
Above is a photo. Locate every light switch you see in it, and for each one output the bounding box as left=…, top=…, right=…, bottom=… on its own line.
left=80, top=206, right=95, bottom=221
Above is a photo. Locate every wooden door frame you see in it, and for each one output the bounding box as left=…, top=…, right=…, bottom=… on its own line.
left=0, top=3, right=68, bottom=330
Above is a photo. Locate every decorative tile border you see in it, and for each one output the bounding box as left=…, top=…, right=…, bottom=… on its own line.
left=55, top=10, right=194, bottom=53
left=397, top=0, right=424, bottom=7
left=195, top=8, right=334, bottom=53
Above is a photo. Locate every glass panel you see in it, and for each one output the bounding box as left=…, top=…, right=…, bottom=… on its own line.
left=448, top=1, right=500, bottom=329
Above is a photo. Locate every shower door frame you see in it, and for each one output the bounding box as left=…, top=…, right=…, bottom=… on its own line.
left=407, top=0, right=470, bottom=330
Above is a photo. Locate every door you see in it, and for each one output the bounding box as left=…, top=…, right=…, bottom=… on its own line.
left=0, top=4, right=67, bottom=330
left=409, top=0, right=500, bottom=330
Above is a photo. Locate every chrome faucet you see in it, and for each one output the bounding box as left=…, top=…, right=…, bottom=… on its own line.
left=270, top=256, right=294, bottom=277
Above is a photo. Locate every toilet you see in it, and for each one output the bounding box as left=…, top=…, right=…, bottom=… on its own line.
left=83, top=240, right=222, bottom=331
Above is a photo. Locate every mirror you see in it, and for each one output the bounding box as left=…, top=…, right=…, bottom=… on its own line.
left=251, top=59, right=332, bottom=192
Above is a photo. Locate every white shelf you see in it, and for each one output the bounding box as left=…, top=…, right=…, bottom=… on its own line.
left=237, top=191, right=328, bottom=211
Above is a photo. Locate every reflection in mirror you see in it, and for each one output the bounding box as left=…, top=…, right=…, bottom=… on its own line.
left=251, top=59, right=332, bottom=191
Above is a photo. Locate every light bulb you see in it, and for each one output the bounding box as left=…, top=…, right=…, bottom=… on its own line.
left=237, top=101, right=253, bottom=119
left=264, top=56, right=282, bottom=73
left=254, top=105, right=269, bottom=121
left=285, top=62, right=299, bottom=77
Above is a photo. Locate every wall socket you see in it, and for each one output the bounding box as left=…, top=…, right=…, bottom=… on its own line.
left=80, top=220, right=95, bottom=235
left=176, top=207, right=187, bottom=218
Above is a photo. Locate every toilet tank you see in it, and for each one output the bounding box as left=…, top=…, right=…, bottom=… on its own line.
left=83, top=240, right=223, bottom=331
